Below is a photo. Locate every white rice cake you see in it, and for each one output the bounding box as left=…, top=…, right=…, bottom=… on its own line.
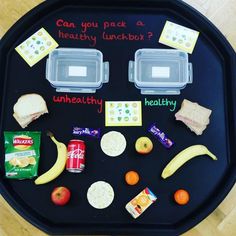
left=100, top=131, right=126, bottom=157
left=87, top=181, right=114, bottom=209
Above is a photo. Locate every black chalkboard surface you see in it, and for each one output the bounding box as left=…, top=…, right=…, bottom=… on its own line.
left=0, top=0, right=236, bottom=235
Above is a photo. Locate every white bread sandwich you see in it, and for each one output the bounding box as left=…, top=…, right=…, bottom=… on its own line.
left=175, top=99, right=212, bottom=135
left=13, top=93, right=48, bottom=128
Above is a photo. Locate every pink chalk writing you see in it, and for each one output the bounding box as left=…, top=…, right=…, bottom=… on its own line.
left=81, top=21, right=99, bottom=33
left=147, top=32, right=153, bottom=40
left=136, top=20, right=145, bottom=27
left=56, top=19, right=76, bottom=28
left=58, top=30, right=97, bottom=47
left=52, top=94, right=103, bottom=113
left=103, top=21, right=126, bottom=30
left=55, top=19, right=154, bottom=46
left=102, top=32, right=145, bottom=41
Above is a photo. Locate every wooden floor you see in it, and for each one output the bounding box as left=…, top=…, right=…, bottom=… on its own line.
left=0, top=0, right=236, bottom=235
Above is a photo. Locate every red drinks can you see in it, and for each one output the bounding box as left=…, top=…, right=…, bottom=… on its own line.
left=66, top=139, right=85, bottom=173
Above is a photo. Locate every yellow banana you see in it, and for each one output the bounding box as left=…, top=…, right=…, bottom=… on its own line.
left=35, top=132, right=67, bottom=185
left=161, top=145, right=217, bottom=179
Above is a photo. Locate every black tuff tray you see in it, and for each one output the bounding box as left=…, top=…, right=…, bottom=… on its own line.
left=0, top=0, right=236, bottom=235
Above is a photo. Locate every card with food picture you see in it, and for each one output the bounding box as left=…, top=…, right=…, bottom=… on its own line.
left=105, top=101, right=142, bottom=126
left=15, top=28, right=58, bottom=67
left=159, top=21, right=200, bottom=54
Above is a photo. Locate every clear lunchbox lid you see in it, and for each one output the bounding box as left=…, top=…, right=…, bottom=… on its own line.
left=46, top=48, right=109, bottom=93
left=129, top=49, right=192, bottom=95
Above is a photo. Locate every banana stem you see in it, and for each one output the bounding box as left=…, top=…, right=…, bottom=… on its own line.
left=47, top=131, right=54, bottom=137
left=47, top=131, right=59, bottom=145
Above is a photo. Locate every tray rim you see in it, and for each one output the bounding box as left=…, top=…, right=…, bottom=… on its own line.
left=0, top=0, right=236, bottom=235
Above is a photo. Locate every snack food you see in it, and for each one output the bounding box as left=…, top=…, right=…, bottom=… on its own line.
left=73, top=127, right=101, bottom=138
left=51, top=186, right=71, bottom=206
left=87, top=181, right=114, bottom=209
left=135, top=137, right=153, bottom=154
left=161, top=145, right=217, bottom=179
left=175, top=99, right=212, bottom=135
left=35, top=131, right=67, bottom=185
left=148, top=123, right=174, bottom=148
left=174, top=189, right=190, bottom=205
left=66, top=139, right=86, bottom=173
left=125, top=171, right=140, bottom=185
left=4, top=131, right=41, bottom=179
left=100, top=131, right=126, bottom=157
left=13, top=93, right=48, bottom=128
left=125, top=187, right=157, bottom=219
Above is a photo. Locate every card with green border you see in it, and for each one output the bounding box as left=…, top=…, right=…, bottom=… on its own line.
left=105, top=101, right=142, bottom=126
left=15, top=28, right=58, bottom=67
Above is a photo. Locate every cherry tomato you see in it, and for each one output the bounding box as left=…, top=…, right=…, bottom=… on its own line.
left=174, top=189, right=190, bottom=205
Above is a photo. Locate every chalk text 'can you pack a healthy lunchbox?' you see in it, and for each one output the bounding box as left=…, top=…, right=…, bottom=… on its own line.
left=56, top=19, right=154, bottom=47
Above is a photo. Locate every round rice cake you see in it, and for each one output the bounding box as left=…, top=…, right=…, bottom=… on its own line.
left=100, top=131, right=126, bottom=157
left=87, top=181, right=114, bottom=209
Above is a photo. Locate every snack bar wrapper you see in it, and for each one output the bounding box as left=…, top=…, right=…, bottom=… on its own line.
left=125, top=187, right=157, bottom=219
left=148, top=123, right=174, bottom=148
left=73, top=127, right=100, bottom=138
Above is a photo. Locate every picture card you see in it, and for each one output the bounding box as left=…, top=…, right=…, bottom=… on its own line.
left=159, top=21, right=199, bottom=54
left=15, top=28, right=59, bottom=67
left=105, top=101, right=142, bottom=126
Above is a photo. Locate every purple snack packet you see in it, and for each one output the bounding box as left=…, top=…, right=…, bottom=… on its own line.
left=73, top=127, right=101, bottom=138
left=148, top=123, right=174, bottom=148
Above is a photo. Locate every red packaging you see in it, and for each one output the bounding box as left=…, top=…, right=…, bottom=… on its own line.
left=66, top=140, right=85, bottom=173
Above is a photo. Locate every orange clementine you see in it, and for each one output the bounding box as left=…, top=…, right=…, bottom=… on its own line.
left=174, top=189, right=190, bottom=205
left=125, top=171, right=140, bottom=185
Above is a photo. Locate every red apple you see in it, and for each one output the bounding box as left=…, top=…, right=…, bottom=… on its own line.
left=135, top=137, right=153, bottom=154
left=51, top=186, right=71, bottom=206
